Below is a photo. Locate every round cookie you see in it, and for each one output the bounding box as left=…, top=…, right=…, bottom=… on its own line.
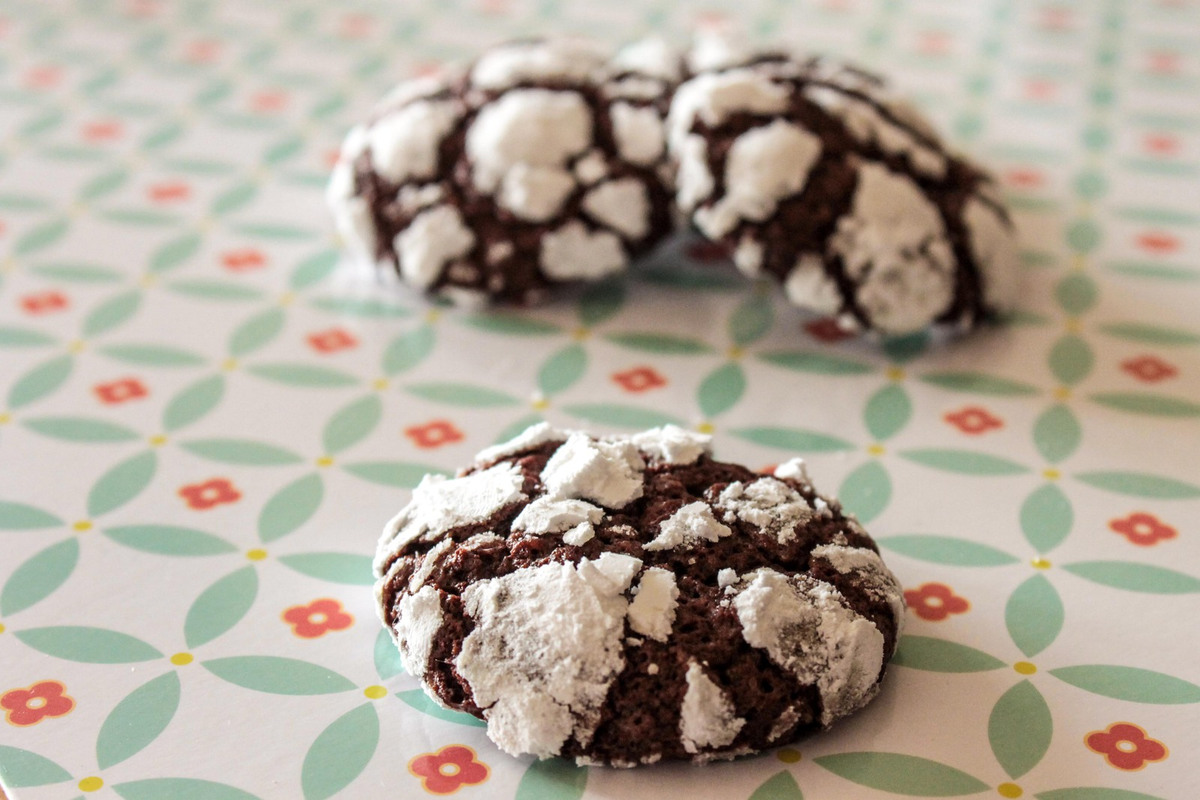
left=374, top=423, right=905, bottom=766
left=667, top=50, right=1018, bottom=335
left=327, top=38, right=680, bottom=305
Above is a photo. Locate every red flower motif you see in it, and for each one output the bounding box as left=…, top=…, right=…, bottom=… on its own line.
left=21, top=291, right=69, bottom=315
left=124, top=0, right=160, bottom=17
left=338, top=14, right=374, bottom=38
left=612, top=366, right=667, bottom=393
left=405, top=420, right=465, bottom=449
left=684, top=239, right=732, bottom=263
left=250, top=90, right=288, bottom=112
left=184, top=39, right=220, bottom=63
left=1147, top=51, right=1179, bottom=74
left=82, top=120, right=123, bottom=142
left=2, top=681, right=75, bottom=727
left=94, top=378, right=149, bottom=405
left=221, top=248, right=267, bottom=272
left=1086, top=722, right=1169, bottom=771
left=1143, top=133, right=1179, bottom=156
left=1005, top=168, right=1043, bottom=189
left=282, top=598, right=354, bottom=639
left=413, top=61, right=446, bottom=78
left=1038, top=6, right=1072, bottom=29
left=307, top=328, right=358, bottom=354
left=147, top=181, right=190, bottom=203
left=805, top=316, right=855, bottom=343
left=478, top=0, right=510, bottom=14
left=1121, top=355, right=1177, bottom=383
left=24, top=66, right=62, bottom=89
left=904, top=583, right=970, bottom=622
left=1022, top=78, right=1057, bottom=101
left=916, top=30, right=949, bottom=55
left=178, top=478, right=242, bottom=510
left=1109, top=512, right=1178, bottom=547
left=1136, top=231, right=1179, bottom=254
left=408, top=745, right=490, bottom=795
left=943, top=406, right=1004, bottom=435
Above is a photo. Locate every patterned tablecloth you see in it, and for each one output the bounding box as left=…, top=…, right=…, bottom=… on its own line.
left=1, top=1, right=1198, bottom=798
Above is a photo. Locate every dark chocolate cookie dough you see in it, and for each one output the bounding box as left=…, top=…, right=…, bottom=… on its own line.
left=374, top=424, right=905, bottom=766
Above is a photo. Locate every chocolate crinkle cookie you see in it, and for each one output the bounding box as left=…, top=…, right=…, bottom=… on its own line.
left=668, top=46, right=1019, bottom=335
left=327, top=38, right=680, bottom=305
left=374, top=423, right=905, bottom=766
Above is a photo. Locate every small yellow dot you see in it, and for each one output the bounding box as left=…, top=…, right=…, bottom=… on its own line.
left=170, top=652, right=194, bottom=666
left=1042, top=468, right=1060, bottom=481
left=531, top=397, right=550, bottom=411
left=696, top=421, right=715, bottom=434
left=78, top=777, right=104, bottom=792
left=998, top=781, right=1024, bottom=797
left=364, top=685, right=388, bottom=700
left=246, top=548, right=268, bottom=561
left=424, top=309, right=441, bottom=323
left=69, top=340, right=86, bottom=354
left=867, top=443, right=886, bottom=457
left=222, top=358, right=238, bottom=371
left=0, top=412, right=10, bottom=425
left=139, top=274, right=157, bottom=288
left=372, top=378, right=389, bottom=391
left=148, top=434, right=168, bottom=447
left=198, top=216, right=215, bottom=232
left=1052, top=387, right=1071, bottom=401
left=886, top=366, right=905, bottom=381
left=1070, top=253, right=1086, bottom=272
left=1065, top=317, right=1081, bottom=334
left=0, top=623, right=6, bottom=634
left=316, top=455, right=334, bottom=468
left=572, top=326, right=590, bottom=341
left=776, top=747, right=802, bottom=764
left=279, top=291, right=295, bottom=306
left=1031, top=557, right=1052, bottom=570
left=1013, top=662, right=1037, bottom=675
left=727, top=345, right=744, bottom=359
left=73, top=520, right=93, bottom=532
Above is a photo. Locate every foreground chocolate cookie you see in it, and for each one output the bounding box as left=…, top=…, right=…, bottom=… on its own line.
left=374, top=424, right=904, bottom=766
left=668, top=50, right=1018, bottom=335
left=327, top=39, right=679, bottom=305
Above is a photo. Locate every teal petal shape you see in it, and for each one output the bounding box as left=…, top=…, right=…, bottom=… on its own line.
left=460, top=313, right=561, bottom=336
left=259, top=473, right=323, bottom=543
left=247, top=363, right=359, bottom=388
left=104, top=525, right=237, bottom=557
left=374, top=628, right=403, bottom=680
left=112, top=778, right=260, bottom=800
left=381, top=325, right=434, bottom=375
left=29, top=263, right=122, bottom=284
left=83, top=290, right=142, bottom=337
left=278, top=553, right=373, bottom=585
left=96, top=343, right=206, bottom=367
left=919, top=372, right=1039, bottom=396
left=395, top=690, right=486, bottom=727
left=88, top=450, right=157, bottom=517
left=341, top=461, right=448, bottom=488
left=697, top=362, right=746, bottom=418
left=16, top=626, right=163, bottom=663
left=562, top=403, right=686, bottom=429
left=301, top=703, right=379, bottom=800
left=814, top=752, right=988, bottom=796
left=729, top=291, right=773, bottom=346
left=989, top=680, right=1052, bottom=779
left=309, top=296, right=411, bottom=317
left=148, top=233, right=202, bottom=273
left=578, top=280, right=625, bottom=326
left=185, top=566, right=258, bottom=649
left=97, top=671, right=181, bottom=769
left=406, top=382, right=520, bottom=406
left=1006, top=575, right=1063, bottom=658
left=1090, top=392, right=1200, bottom=418
left=1074, top=471, right=1200, bottom=499
left=881, top=331, right=930, bottom=362
left=730, top=426, right=855, bottom=452
left=538, top=343, right=588, bottom=396
left=23, top=416, right=140, bottom=443
left=8, top=354, right=73, bottom=409
left=1049, top=665, right=1200, bottom=704
left=14, top=216, right=69, bottom=256
left=1, top=538, right=78, bottom=615
left=0, top=326, right=57, bottom=347
left=210, top=181, right=257, bottom=216
left=603, top=331, right=714, bottom=354
left=891, top=636, right=1006, bottom=673
left=900, top=449, right=1029, bottom=476
left=514, top=757, right=588, bottom=800
left=0, top=745, right=72, bottom=788
left=167, top=279, right=266, bottom=302
left=1097, top=322, right=1200, bottom=346
left=1062, top=562, right=1200, bottom=594
left=864, top=384, right=912, bottom=440
left=838, top=461, right=891, bottom=524
left=79, top=168, right=130, bottom=202
left=1055, top=272, right=1098, bottom=314
left=323, top=395, right=381, bottom=454
left=0, top=500, right=63, bottom=530
left=264, top=135, right=304, bottom=165
left=749, top=771, right=803, bottom=800
left=1033, top=405, right=1081, bottom=463
left=228, top=307, right=285, bottom=357
left=1036, top=789, right=1171, bottom=800
left=202, top=656, right=355, bottom=695
left=758, top=350, right=873, bottom=375
left=289, top=250, right=339, bottom=290
left=181, top=438, right=304, bottom=466
left=1048, top=335, right=1093, bottom=385
left=877, top=535, right=1018, bottom=566
left=1020, top=484, right=1073, bottom=553
left=163, top=375, right=225, bottom=432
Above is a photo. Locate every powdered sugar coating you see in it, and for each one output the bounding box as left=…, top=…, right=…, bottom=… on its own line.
left=644, top=501, right=732, bottom=551
left=627, top=567, right=679, bottom=641
left=540, top=432, right=645, bottom=508
left=716, top=476, right=814, bottom=543
left=680, top=661, right=745, bottom=753
left=629, top=424, right=712, bottom=465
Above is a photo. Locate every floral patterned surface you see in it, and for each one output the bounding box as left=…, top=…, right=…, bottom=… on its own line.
left=1, top=1, right=1198, bottom=798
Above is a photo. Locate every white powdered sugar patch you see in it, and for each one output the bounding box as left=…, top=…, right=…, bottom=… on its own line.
left=582, top=179, right=650, bottom=240
left=717, top=568, right=738, bottom=589
left=471, top=39, right=604, bottom=91
left=394, top=585, right=443, bottom=676
left=539, top=221, right=626, bottom=281
left=629, top=424, right=711, bottom=465
left=693, top=119, right=822, bottom=239
left=498, top=163, right=577, bottom=222
left=457, top=553, right=641, bottom=758
left=611, top=102, right=666, bottom=166
left=963, top=196, right=1019, bottom=312
left=396, top=183, right=446, bottom=214
left=644, top=501, right=732, bottom=551
left=573, top=150, right=609, bottom=185
left=768, top=705, right=803, bottom=743
left=675, top=134, right=715, bottom=211
left=667, top=68, right=790, bottom=154
left=611, top=37, right=681, bottom=83
left=733, top=236, right=763, bottom=276
left=368, top=99, right=461, bottom=183
left=394, top=205, right=475, bottom=288
left=784, top=254, right=843, bottom=315
left=627, top=567, right=679, bottom=641
left=812, top=544, right=906, bottom=636
left=716, top=477, right=813, bottom=543
left=512, top=496, right=604, bottom=544
left=773, top=458, right=810, bottom=483
left=375, top=462, right=526, bottom=569
left=331, top=196, right=377, bottom=261
left=680, top=661, right=745, bottom=753
left=733, top=569, right=885, bottom=726
left=540, top=432, right=645, bottom=508
left=407, top=537, right=455, bottom=592
left=466, top=89, right=593, bottom=195
left=831, top=162, right=956, bottom=334
left=474, top=421, right=569, bottom=465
